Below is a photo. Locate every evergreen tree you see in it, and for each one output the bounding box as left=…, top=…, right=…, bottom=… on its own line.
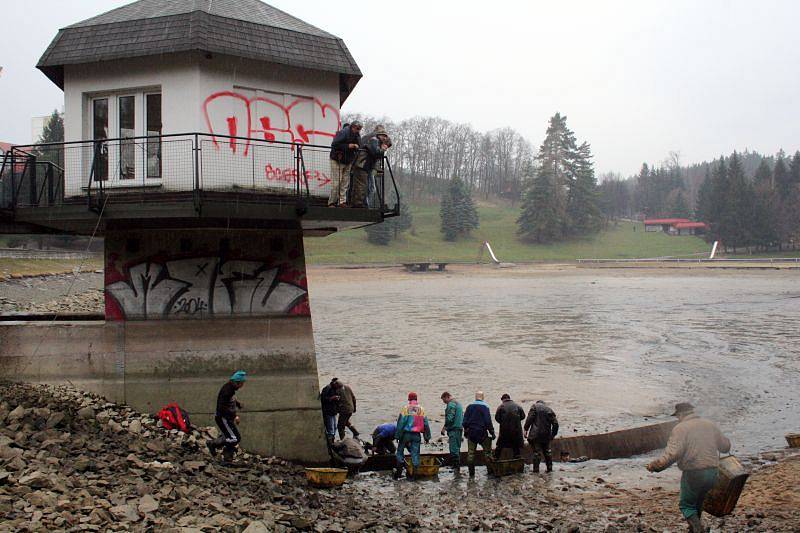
left=725, top=152, right=755, bottom=251
left=517, top=166, right=562, bottom=243
left=754, top=159, right=772, bottom=187
left=790, top=151, right=800, bottom=190
left=773, top=151, right=790, bottom=197
left=565, top=141, right=602, bottom=235
left=695, top=167, right=713, bottom=225
left=365, top=203, right=414, bottom=245
left=439, top=176, right=478, bottom=241
left=33, top=109, right=64, bottom=168
left=667, top=189, right=691, bottom=218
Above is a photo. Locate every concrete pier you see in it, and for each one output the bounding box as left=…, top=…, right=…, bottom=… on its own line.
left=0, top=229, right=329, bottom=462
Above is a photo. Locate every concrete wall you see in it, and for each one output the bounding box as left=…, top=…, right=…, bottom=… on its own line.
left=61, top=53, right=341, bottom=197
left=0, top=228, right=328, bottom=462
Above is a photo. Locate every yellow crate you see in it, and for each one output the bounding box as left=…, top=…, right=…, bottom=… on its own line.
left=486, top=457, right=525, bottom=477
left=305, top=467, right=348, bottom=488
left=786, top=434, right=800, bottom=448
left=405, top=455, right=440, bottom=477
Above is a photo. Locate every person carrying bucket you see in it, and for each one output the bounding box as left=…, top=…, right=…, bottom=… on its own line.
left=646, top=402, right=731, bottom=533
left=393, top=392, right=431, bottom=479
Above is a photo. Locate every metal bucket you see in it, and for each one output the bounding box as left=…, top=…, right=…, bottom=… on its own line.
left=486, top=456, right=525, bottom=477
left=703, top=455, right=749, bottom=517
left=405, top=455, right=441, bottom=477
left=785, top=434, right=800, bottom=448
left=305, top=467, right=348, bottom=488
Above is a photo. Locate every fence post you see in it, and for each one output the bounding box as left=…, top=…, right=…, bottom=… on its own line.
left=194, top=134, right=201, bottom=214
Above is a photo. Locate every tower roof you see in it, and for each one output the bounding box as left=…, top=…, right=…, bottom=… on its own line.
left=37, top=0, right=361, bottom=103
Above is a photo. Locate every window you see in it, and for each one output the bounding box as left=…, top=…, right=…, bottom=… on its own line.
left=118, top=96, right=135, bottom=180
left=92, top=98, right=109, bottom=181
left=146, top=93, right=162, bottom=178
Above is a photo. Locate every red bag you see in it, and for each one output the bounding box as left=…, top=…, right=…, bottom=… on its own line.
left=157, top=403, right=191, bottom=433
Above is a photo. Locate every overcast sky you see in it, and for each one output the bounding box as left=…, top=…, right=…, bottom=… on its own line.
left=1, top=0, right=798, bottom=175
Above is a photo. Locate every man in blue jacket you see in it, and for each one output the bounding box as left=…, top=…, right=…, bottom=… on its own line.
left=462, top=390, right=495, bottom=477
left=328, top=121, right=362, bottom=206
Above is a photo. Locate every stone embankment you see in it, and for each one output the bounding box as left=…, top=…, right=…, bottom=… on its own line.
left=1, top=381, right=799, bottom=532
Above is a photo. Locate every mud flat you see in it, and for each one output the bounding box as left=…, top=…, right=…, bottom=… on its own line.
left=2, top=381, right=798, bottom=532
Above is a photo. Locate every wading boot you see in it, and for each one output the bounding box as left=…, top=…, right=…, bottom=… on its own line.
left=453, top=459, right=461, bottom=476
left=686, top=514, right=703, bottom=533
left=532, top=460, right=540, bottom=473
left=221, top=448, right=235, bottom=466
left=392, top=465, right=403, bottom=480
left=206, top=439, right=219, bottom=457
left=545, top=459, right=553, bottom=473
left=468, top=464, right=475, bottom=477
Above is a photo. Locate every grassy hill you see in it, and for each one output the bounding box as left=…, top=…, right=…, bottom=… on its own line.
left=304, top=204, right=712, bottom=264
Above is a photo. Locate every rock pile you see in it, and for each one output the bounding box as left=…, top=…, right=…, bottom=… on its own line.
left=1, top=381, right=797, bottom=532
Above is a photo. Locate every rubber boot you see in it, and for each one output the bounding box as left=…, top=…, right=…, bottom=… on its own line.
left=222, top=447, right=235, bottom=466
left=686, top=514, right=703, bottom=533
left=532, top=460, right=540, bottom=473
left=325, top=435, right=335, bottom=449
left=452, top=458, right=461, bottom=476
left=545, top=459, right=553, bottom=473
left=392, top=465, right=403, bottom=480
left=206, top=439, right=219, bottom=457
left=468, top=464, right=475, bottom=477
left=349, top=425, right=360, bottom=438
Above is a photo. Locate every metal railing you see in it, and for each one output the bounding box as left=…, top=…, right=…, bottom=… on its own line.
left=0, top=133, right=400, bottom=218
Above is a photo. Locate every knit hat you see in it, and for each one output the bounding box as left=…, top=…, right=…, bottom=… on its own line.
left=501, top=393, right=511, bottom=401
left=230, top=370, right=247, bottom=383
left=408, top=392, right=418, bottom=401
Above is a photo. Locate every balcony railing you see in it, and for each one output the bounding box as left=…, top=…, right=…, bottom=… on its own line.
left=0, top=133, right=400, bottom=218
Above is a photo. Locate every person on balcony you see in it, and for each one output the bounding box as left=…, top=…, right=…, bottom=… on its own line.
left=393, top=392, right=431, bottom=479
left=350, top=125, right=391, bottom=208
left=463, top=390, right=495, bottom=477
left=328, top=121, right=363, bottom=207
left=493, top=393, right=525, bottom=459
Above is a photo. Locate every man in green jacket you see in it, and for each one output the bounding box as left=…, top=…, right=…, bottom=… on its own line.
left=440, top=391, right=464, bottom=474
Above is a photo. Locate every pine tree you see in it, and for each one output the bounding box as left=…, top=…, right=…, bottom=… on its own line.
left=774, top=151, right=790, bottom=197
left=754, top=159, right=772, bottom=187
left=725, top=152, right=755, bottom=251
left=667, top=189, right=691, bottom=218
left=517, top=166, right=562, bottom=243
left=695, top=167, right=713, bottom=226
left=33, top=109, right=64, bottom=168
left=565, top=141, right=602, bottom=235
left=440, top=176, right=478, bottom=241
left=790, top=151, right=800, bottom=190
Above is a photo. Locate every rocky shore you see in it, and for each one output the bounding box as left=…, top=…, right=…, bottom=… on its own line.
left=1, top=381, right=798, bottom=532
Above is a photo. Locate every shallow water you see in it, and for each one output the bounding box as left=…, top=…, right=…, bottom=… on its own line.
left=310, top=269, right=800, bottom=455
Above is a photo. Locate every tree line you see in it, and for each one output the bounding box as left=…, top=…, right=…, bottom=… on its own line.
left=343, top=113, right=534, bottom=203
left=599, top=150, right=800, bottom=251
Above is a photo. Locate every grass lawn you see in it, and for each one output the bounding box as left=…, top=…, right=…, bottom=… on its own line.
left=0, top=257, right=103, bottom=278
left=304, top=205, right=712, bottom=264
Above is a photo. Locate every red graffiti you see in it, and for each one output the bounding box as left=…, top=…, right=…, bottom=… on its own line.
left=203, top=91, right=341, bottom=157
left=264, top=164, right=332, bottom=187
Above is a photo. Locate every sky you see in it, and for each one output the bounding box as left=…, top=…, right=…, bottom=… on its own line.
left=1, top=0, right=798, bottom=176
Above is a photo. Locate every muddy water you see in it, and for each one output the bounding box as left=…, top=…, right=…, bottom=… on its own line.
left=310, top=267, right=800, bottom=456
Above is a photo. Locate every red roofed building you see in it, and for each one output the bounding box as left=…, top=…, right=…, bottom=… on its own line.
left=644, top=218, right=707, bottom=236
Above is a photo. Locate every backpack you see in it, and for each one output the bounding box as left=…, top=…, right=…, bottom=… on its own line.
left=157, top=403, right=191, bottom=433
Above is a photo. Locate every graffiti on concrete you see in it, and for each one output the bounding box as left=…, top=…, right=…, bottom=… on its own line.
left=106, top=257, right=307, bottom=320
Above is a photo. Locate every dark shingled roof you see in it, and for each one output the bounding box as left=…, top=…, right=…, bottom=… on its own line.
left=37, top=0, right=361, bottom=103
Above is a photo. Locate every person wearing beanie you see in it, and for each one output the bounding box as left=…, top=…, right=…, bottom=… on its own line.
left=393, top=392, right=431, bottom=479
left=206, top=370, right=247, bottom=464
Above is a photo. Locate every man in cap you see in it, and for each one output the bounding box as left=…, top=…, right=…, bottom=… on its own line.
left=462, top=391, right=495, bottom=477
left=328, top=121, right=362, bottom=206
left=493, top=393, right=525, bottom=459
left=647, top=402, right=731, bottom=533
left=393, top=392, right=431, bottom=479
left=524, top=400, right=559, bottom=473
left=350, top=125, right=391, bottom=208
left=207, top=370, right=247, bottom=464
left=440, top=391, right=464, bottom=474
